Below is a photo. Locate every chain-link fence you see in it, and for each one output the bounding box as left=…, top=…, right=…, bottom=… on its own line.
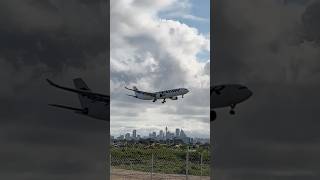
left=110, top=144, right=210, bottom=179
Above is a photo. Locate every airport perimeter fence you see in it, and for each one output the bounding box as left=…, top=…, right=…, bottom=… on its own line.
left=110, top=144, right=210, bottom=180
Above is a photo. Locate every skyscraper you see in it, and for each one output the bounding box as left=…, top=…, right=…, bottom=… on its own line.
left=133, top=129, right=137, bottom=139
left=152, top=132, right=156, bottom=139
left=165, top=126, right=168, bottom=140
left=180, top=129, right=186, bottom=138
left=175, top=128, right=180, bottom=137
left=159, top=130, right=164, bottom=140
left=125, top=133, right=130, bottom=140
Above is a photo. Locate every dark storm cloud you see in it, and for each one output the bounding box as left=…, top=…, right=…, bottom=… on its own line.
left=212, top=0, right=320, bottom=179
left=0, top=0, right=106, bottom=71
left=302, top=1, right=320, bottom=43
left=0, top=0, right=108, bottom=179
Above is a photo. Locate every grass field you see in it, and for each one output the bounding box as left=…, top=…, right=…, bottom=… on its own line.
left=110, top=144, right=210, bottom=176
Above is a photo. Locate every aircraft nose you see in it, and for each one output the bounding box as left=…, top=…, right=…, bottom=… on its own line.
left=247, top=89, right=253, bottom=98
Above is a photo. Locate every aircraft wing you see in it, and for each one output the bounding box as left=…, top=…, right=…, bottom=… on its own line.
left=125, top=86, right=156, bottom=97
left=49, top=104, right=87, bottom=114
left=47, top=79, right=109, bottom=103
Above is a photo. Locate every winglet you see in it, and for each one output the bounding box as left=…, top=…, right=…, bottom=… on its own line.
left=46, top=78, right=54, bottom=85
left=125, top=86, right=134, bottom=91
left=46, top=78, right=59, bottom=88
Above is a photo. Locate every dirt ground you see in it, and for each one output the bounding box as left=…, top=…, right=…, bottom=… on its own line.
left=111, top=168, right=210, bottom=180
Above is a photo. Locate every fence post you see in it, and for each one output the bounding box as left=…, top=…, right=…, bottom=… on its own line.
left=200, top=153, right=203, bottom=179
left=109, top=154, right=111, bottom=179
left=151, top=153, right=154, bottom=180
left=186, top=146, right=189, bottom=180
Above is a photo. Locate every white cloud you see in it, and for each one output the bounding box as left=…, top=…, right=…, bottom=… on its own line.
left=110, top=0, right=210, bottom=138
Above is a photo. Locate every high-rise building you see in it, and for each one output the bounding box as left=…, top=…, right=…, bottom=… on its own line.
left=125, top=133, right=130, bottom=140
left=159, top=130, right=164, bottom=140
left=175, top=128, right=180, bottom=137
left=180, top=129, right=186, bottom=138
left=165, top=126, right=168, bottom=138
left=117, top=135, right=124, bottom=140
left=133, top=130, right=137, bottom=139
left=152, top=132, right=156, bottom=139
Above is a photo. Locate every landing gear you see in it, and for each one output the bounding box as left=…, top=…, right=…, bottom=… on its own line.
left=153, top=98, right=157, bottom=102
left=182, top=94, right=184, bottom=98
left=162, top=98, right=166, bottom=103
left=211, top=110, right=216, bottom=121
left=229, top=104, right=236, bottom=115
left=83, top=108, right=89, bottom=114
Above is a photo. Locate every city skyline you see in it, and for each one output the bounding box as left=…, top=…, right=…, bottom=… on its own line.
left=111, top=126, right=210, bottom=140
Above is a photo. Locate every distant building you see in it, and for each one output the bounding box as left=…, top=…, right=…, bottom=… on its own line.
left=159, top=130, right=164, bottom=140
left=132, top=130, right=137, bottom=139
left=152, top=132, right=156, bottom=139
left=117, top=135, right=124, bottom=140
left=180, top=129, right=186, bottom=138
left=175, top=128, right=180, bottom=137
left=165, top=126, right=168, bottom=139
left=125, top=133, right=130, bottom=140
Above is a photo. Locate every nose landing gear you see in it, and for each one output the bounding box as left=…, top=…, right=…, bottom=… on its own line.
left=211, top=110, right=216, bottom=121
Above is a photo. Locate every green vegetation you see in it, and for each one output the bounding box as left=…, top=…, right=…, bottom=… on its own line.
left=111, top=145, right=210, bottom=176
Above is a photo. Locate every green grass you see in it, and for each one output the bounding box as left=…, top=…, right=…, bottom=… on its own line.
left=111, top=145, right=210, bottom=176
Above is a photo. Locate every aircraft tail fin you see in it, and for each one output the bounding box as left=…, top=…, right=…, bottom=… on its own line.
left=73, top=78, right=90, bottom=108
left=73, top=78, right=91, bottom=91
left=133, top=86, right=139, bottom=96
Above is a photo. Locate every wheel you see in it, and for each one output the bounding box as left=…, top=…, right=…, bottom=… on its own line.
left=211, top=110, right=217, bottom=121
left=230, top=110, right=235, bottom=115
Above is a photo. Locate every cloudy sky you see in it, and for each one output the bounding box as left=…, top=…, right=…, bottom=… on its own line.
left=0, top=1, right=108, bottom=179
left=110, top=0, right=210, bottom=138
left=212, top=0, right=320, bottom=179
left=2, top=0, right=320, bottom=179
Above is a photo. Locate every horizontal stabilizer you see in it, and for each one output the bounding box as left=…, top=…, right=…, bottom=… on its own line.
left=127, top=94, right=137, bottom=98
left=46, top=79, right=109, bottom=101
left=125, top=86, right=136, bottom=91
left=49, top=104, right=87, bottom=114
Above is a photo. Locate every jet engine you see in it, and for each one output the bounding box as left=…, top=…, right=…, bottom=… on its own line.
left=170, top=96, right=178, bottom=100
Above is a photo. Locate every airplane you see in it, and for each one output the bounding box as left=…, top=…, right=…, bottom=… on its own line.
left=125, top=86, right=189, bottom=103
left=211, top=84, right=253, bottom=121
left=46, top=78, right=109, bottom=121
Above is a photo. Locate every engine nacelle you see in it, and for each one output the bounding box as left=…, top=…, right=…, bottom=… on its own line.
left=170, top=96, right=178, bottom=100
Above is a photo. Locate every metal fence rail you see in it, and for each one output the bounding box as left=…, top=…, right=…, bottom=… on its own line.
left=110, top=145, right=210, bottom=179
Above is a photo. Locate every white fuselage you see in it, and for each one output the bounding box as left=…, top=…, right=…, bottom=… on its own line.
left=135, top=88, right=189, bottom=100
left=211, top=84, right=252, bottom=109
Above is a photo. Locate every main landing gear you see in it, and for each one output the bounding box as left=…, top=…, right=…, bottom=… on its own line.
left=230, top=104, right=236, bottom=115
left=153, top=98, right=157, bottom=102
left=162, top=98, right=166, bottom=103
left=182, top=95, right=184, bottom=98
